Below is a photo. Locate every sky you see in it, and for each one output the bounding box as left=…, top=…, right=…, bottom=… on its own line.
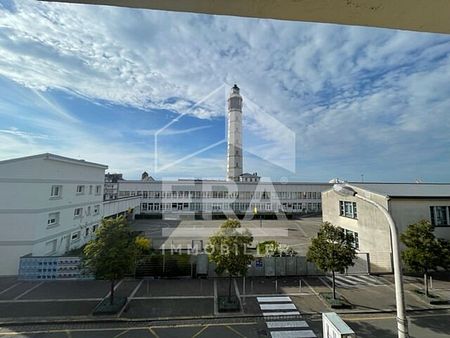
left=0, top=0, right=449, bottom=182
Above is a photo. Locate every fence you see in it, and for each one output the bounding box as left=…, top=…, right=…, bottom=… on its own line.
left=19, top=252, right=369, bottom=280
left=18, top=255, right=93, bottom=280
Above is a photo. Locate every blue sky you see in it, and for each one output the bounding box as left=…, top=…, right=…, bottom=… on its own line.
left=0, top=0, right=450, bottom=182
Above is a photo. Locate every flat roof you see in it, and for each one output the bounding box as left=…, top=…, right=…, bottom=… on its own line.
left=119, top=179, right=331, bottom=185
left=323, top=312, right=354, bottom=334
left=0, top=153, right=108, bottom=169
left=349, top=182, right=450, bottom=198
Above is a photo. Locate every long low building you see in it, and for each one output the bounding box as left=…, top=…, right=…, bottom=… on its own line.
left=116, top=179, right=331, bottom=219
left=322, top=183, right=450, bottom=274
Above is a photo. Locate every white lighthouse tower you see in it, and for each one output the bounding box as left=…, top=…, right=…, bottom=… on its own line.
left=227, top=84, right=243, bottom=181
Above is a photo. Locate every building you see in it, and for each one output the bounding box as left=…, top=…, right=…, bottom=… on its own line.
left=322, top=183, right=450, bottom=273
left=0, top=153, right=108, bottom=275
left=104, top=172, right=123, bottom=200
left=117, top=179, right=329, bottom=219
left=113, top=85, right=331, bottom=218
left=227, top=84, right=243, bottom=182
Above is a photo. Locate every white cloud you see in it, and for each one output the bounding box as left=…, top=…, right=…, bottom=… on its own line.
left=0, top=0, right=449, bottom=181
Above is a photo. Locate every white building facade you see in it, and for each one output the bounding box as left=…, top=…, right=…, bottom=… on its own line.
left=0, top=154, right=107, bottom=276
left=322, top=183, right=450, bottom=273
left=117, top=179, right=330, bottom=218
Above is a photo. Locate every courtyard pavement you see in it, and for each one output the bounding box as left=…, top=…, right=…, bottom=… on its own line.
left=0, top=274, right=448, bottom=324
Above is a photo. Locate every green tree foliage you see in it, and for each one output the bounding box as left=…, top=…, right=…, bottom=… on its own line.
left=400, top=220, right=449, bottom=297
left=257, top=240, right=297, bottom=257
left=208, top=219, right=253, bottom=300
left=135, top=236, right=152, bottom=256
left=84, top=216, right=139, bottom=304
left=257, top=240, right=279, bottom=256
left=307, top=222, right=356, bottom=299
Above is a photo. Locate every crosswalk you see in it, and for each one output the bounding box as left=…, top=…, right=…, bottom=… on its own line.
left=257, top=296, right=316, bottom=338
left=320, top=274, right=387, bottom=288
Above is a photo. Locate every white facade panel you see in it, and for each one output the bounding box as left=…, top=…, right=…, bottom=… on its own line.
left=0, top=154, right=107, bottom=276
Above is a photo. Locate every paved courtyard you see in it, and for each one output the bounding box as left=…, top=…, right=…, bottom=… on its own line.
left=131, top=217, right=323, bottom=254
left=0, top=273, right=449, bottom=337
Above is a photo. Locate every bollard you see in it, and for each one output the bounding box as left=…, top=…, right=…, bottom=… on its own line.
left=430, top=276, right=433, bottom=290
left=299, top=279, right=302, bottom=293
left=275, top=279, right=278, bottom=293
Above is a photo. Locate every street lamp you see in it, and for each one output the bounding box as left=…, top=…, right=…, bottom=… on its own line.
left=333, top=184, right=409, bottom=338
left=253, top=206, right=262, bottom=228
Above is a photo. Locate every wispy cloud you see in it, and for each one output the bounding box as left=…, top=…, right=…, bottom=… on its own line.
left=137, top=125, right=212, bottom=136
left=0, top=0, right=449, bottom=181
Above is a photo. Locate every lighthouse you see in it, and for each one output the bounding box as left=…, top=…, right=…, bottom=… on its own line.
left=226, top=84, right=243, bottom=181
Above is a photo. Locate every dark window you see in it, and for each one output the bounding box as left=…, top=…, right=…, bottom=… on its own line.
left=339, top=201, right=357, bottom=219
left=430, top=206, right=449, bottom=226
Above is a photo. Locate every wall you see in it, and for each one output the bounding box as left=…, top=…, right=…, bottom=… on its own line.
left=0, top=155, right=106, bottom=275
left=322, top=189, right=392, bottom=273
left=389, top=198, right=450, bottom=241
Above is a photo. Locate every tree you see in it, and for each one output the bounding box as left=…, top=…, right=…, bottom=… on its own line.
left=257, top=240, right=279, bottom=256
left=400, top=220, right=448, bottom=297
left=84, top=216, right=139, bottom=305
left=307, top=222, right=356, bottom=300
left=208, top=219, right=253, bottom=300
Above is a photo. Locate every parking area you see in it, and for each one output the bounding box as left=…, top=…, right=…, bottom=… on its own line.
left=0, top=274, right=449, bottom=321
left=131, top=218, right=323, bottom=254
left=0, top=320, right=265, bottom=338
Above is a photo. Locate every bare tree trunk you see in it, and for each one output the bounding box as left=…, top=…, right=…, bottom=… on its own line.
left=424, top=271, right=429, bottom=298
left=110, top=279, right=115, bottom=305
left=228, top=275, right=232, bottom=301
left=332, top=270, right=336, bottom=300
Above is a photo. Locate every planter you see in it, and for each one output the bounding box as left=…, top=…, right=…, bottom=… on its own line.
left=414, top=289, right=449, bottom=305
left=320, top=292, right=352, bottom=309
left=218, top=295, right=241, bottom=312
left=93, top=296, right=127, bottom=315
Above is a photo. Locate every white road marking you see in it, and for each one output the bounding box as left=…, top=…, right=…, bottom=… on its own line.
left=263, top=311, right=300, bottom=316
left=118, top=280, right=143, bottom=317
left=257, top=296, right=292, bottom=303
left=14, top=282, right=43, bottom=300
left=270, top=330, right=316, bottom=338
left=0, top=282, right=21, bottom=296
left=260, top=303, right=297, bottom=310
left=266, top=321, right=309, bottom=328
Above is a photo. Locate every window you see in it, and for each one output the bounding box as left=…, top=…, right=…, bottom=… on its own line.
left=142, top=203, right=147, bottom=211
left=89, top=185, right=93, bottom=194
left=92, top=224, right=98, bottom=233
left=344, top=229, right=359, bottom=249
left=71, top=231, right=80, bottom=242
left=339, top=201, right=357, bottom=219
left=74, top=207, right=83, bottom=217
left=93, top=205, right=100, bottom=215
left=95, top=185, right=102, bottom=195
left=85, top=227, right=90, bottom=236
left=76, top=185, right=85, bottom=194
left=86, top=206, right=91, bottom=215
left=45, top=239, right=57, bottom=255
left=430, top=206, right=450, bottom=226
left=50, top=185, right=62, bottom=198
left=47, top=212, right=60, bottom=227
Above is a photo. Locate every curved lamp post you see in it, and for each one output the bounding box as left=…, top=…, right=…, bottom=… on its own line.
left=333, top=184, right=409, bottom=338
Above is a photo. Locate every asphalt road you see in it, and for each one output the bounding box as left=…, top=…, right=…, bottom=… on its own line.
left=309, top=311, right=450, bottom=338
left=0, top=311, right=449, bottom=338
